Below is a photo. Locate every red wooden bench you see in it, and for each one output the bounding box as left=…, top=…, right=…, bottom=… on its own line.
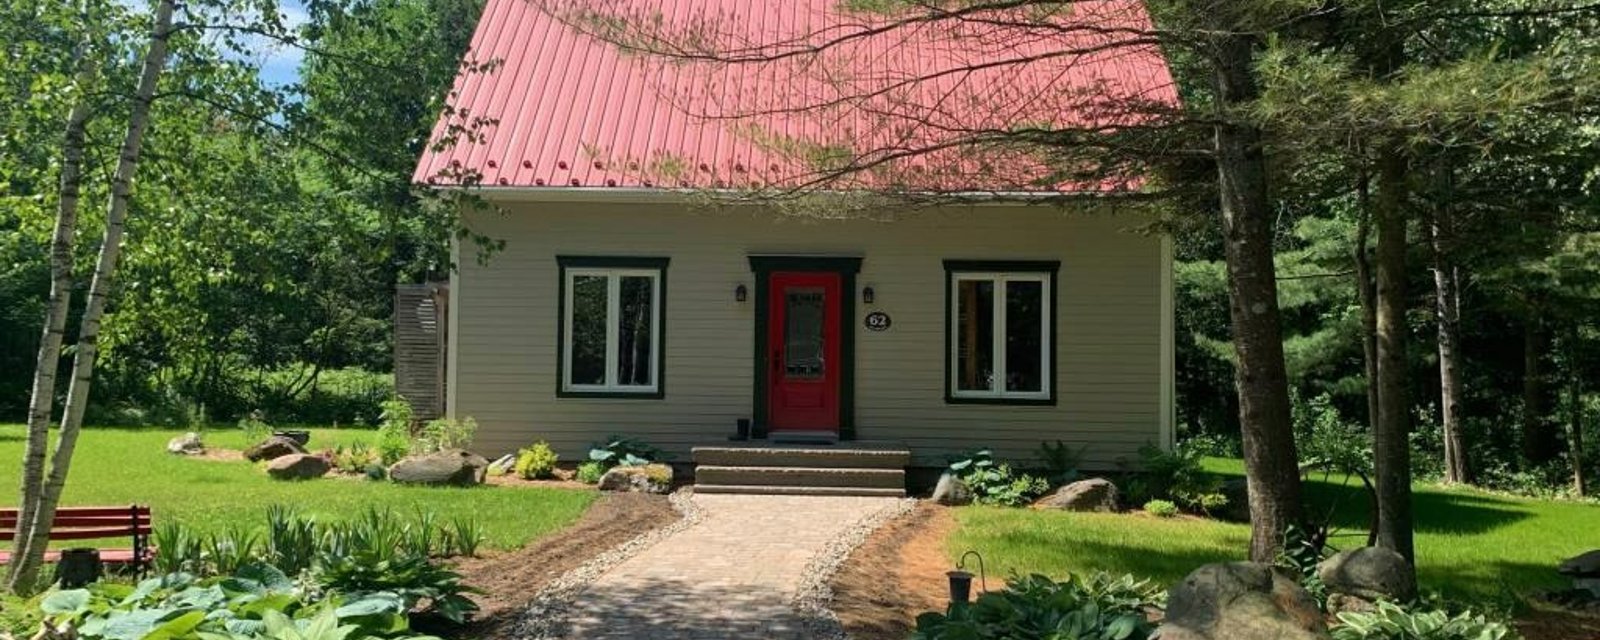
left=0, top=505, right=153, bottom=571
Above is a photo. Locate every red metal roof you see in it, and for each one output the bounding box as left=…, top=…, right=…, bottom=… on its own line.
left=414, top=0, right=1179, bottom=192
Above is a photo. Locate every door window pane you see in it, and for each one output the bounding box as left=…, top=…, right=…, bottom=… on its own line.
left=784, top=288, right=825, bottom=378
left=956, top=279, right=995, bottom=391
left=1005, top=280, right=1044, bottom=392
left=617, top=275, right=655, bottom=386
left=569, top=275, right=607, bottom=386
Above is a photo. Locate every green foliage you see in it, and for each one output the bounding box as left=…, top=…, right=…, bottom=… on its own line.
left=575, top=461, right=606, bottom=484
left=1276, top=524, right=1330, bottom=607
left=912, top=573, right=1163, bottom=640
left=587, top=435, right=664, bottom=470
left=238, top=412, right=273, bottom=444
left=1038, top=440, right=1085, bottom=484
left=415, top=418, right=476, bottom=454
left=1294, top=393, right=1373, bottom=479
left=331, top=442, right=381, bottom=475
left=1143, top=499, right=1178, bottom=518
left=513, top=441, right=559, bottom=479
left=375, top=400, right=412, bottom=465
left=1123, top=445, right=1223, bottom=515
left=1331, top=601, right=1516, bottom=640
left=443, top=517, right=484, bottom=558
left=948, top=449, right=1051, bottom=507
left=313, top=553, right=477, bottom=625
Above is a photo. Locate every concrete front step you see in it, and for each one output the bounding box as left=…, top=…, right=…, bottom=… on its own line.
left=693, top=484, right=907, bottom=497
left=696, top=465, right=905, bottom=489
left=691, top=444, right=911, bottom=469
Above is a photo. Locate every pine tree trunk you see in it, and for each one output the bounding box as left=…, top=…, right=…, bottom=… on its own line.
left=1212, top=33, right=1304, bottom=562
left=8, top=0, right=174, bottom=591
left=1373, top=141, right=1416, bottom=570
left=1522, top=314, right=1560, bottom=466
left=1354, top=177, right=1380, bottom=434
left=1429, top=198, right=1469, bottom=484
left=7, top=45, right=97, bottom=594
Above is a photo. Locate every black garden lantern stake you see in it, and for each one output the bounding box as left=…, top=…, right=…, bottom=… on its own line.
left=947, top=550, right=988, bottom=606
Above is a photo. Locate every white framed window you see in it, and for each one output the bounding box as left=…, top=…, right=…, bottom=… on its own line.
left=557, top=257, right=668, bottom=398
left=944, top=261, right=1058, bottom=404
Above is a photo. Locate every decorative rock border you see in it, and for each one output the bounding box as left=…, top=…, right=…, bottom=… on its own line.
left=791, top=497, right=919, bottom=640
left=510, top=489, right=707, bottom=640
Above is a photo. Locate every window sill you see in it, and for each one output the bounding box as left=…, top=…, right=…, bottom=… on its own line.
left=944, top=394, right=1056, bottom=406
left=557, top=389, right=665, bottom=400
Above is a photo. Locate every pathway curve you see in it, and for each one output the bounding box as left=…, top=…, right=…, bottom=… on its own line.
left=559, top=493, right=905, bottom=639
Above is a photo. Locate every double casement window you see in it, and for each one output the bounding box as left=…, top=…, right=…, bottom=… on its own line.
left=945, top=260, right=1058, bottom=404
left=557, top=257, right=668, bottom=398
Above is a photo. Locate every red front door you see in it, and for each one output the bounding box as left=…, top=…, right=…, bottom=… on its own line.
left=767, top=272, right=842, bottom=431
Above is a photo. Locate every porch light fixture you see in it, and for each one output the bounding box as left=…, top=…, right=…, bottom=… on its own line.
left=862, top=286, right=875, bottom=304
left=735, top=284, right=748, bottom=302
left=947, top=550, right=988, bottom=606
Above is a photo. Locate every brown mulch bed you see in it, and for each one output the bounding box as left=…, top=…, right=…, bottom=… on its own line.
left=191, top=448, right=245, bottom=462
left=1516, top=605, right=1600, bottom=640
left=831, top=503, right=959, bottom=640
left=447, top=492, right=680, bottom=639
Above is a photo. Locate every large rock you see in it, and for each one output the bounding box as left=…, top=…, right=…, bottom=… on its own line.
left=1159, top=562, right=1329, bottom=640
left=1216, top=478, right=1251, bottom=523
left=266, top=453, right=331, bottom=480
left=1035, top=478, right=1118, bottom=512
left=166, top=432, right=204, bottom=455
left=598, top=464, right=672, bottom=494
left=244, top=436, right=306, bottom=462
left=931, top=473, right=973, bottom=506
left=1558, top=550, right=1600, bottom=578
left=389, top=449, right=489, bottom=486
left=1317, top=547, right=1417, bottom=602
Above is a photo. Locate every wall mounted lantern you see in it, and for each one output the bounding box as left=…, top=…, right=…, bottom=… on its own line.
left=862, top=286, right=875, bottom=304
left=735, top=284, right=748, bottom=302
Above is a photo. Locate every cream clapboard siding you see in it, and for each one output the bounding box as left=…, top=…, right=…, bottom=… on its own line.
left=449, top=198, right=1169, bottom=468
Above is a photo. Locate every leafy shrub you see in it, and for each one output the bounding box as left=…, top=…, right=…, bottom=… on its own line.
left=576, top=461, right=606, bottom=484
left=1179, top=432, right=1242, bottom=457
left=588, top=435, right=664, bottom=470
left=913, top=572, right=1163, bottom=640
left=1331, top=600, right=1517, bottom=640
left=331, top=441, right=381, bottom=474
left=1144, top=499, right=1178, bottom=518
left=375, top=399, right=412, bottom=465
left=948, top=449, right=1051, bottom=507
left=444, top=517, right=485, bottom=558
left=514, top=441, right=560, bottom=480
left=153, top=520, right=204, bottom=575
left=1275, top=524, right=1330, bottom=607
left=238, top=410, right=272, bottom=444
left=1123, top=444, right=1223, bottom=514
left=265, top=505, right=320, bottom=577
left=417, top=417, right=477, bottom=454
left=314, top=551, right=478, bottom=624
left=1038, top=440, right=1085, bottom=484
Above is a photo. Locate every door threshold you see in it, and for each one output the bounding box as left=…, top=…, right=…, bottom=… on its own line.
left=767, top=430, right=841, bottom=445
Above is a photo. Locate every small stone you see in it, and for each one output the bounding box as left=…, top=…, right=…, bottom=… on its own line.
left=166, top=432, right=204, bottom=455
left=389, top=449, right=489, bottom=486
left=1326, top=593, right=1377, bottom=616
left=266, top=453, right=331, bottom=480
left=243, top=435, right=306, bottom=462
left=1160, top=562, right=1329, bottom=640
left=931, top=473, right=973, bottom=506
left=597, top=464, right=672, bottom=493
left=1035, top=477, right=1118, bottom=512
left=1317, top=547, right=1417, bottom=602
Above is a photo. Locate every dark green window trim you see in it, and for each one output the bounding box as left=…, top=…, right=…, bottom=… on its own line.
left=749, top=256, right=862, bottom=440
left=942, top=259, right=1059, bottom=406
left=556, top=255, right=670, bottom=400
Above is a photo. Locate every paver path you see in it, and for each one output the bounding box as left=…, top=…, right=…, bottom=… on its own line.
left=561, top=493, right=901, bottom=639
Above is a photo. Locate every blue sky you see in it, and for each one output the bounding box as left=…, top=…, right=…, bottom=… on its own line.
left=254, top=0, right=308, bottom=86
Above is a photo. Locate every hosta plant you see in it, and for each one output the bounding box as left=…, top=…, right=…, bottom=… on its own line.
left=913, top=572, right=1163, bottom=640
left=1331, top=600, right=1517, bottom=640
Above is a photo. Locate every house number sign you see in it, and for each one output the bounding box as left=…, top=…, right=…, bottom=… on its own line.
left=864, top=311, right=892, bottom=331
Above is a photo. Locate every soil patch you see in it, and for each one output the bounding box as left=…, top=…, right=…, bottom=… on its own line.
left=192, top=448, right=244, bottom=462
left=1516, top=606, right=1600, bottom=640
left=485, top=473, right=590, bottom=490
left=449, top=492, right=680, bottom=639
left=831, top=502, right=958, bottom=640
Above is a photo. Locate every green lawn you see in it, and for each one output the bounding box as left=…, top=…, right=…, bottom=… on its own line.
left=0, top=425, right=596, bottom=550
left=949, top=458, right=1599, bottom=605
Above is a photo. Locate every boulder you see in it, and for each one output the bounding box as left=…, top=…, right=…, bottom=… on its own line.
left=1216, top=478, right=1251, bottom=523
left=266, top=453, right=331, bottom=480
left=389, top=449, right=489, bottom=486
left=1035, top=478, right=1118, bottom=512
left=1159, top=562, right=1329, bottom=640
left=1317, top=547, right=1417, bottom=602
left=166, top=432, right=204, bottom=455
left=931, top=473, right=973, bottom=506
left=244, top=436, right=306, bottom=462
left=598, top=464, right=672, bottom=494
left=1558, top=550, right=1600, bottom=578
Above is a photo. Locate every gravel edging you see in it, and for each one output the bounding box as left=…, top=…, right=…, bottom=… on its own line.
left=792, top=497, right=919, bottom=640
left=509, top=489, right=707, bottom=639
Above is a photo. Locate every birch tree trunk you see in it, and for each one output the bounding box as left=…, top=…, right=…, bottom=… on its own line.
left=1430, top=202, right=1470, bottom=484
left=1373, top=140, right=1416, bottom=572
left=8, top=0, right=175, bottom=591
left=7, top=44, right=98, bottom=594
left=1211, top=32, right=1305, bottom=562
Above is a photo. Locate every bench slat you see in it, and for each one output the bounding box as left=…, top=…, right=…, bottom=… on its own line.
left=0, top=526, right=152, bottom=541
left=0, top=515, right=151, bottom=528
left=0, top=506, right=150, bottom=518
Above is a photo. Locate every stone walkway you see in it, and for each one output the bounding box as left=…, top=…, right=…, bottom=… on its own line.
left=559, top=493, right=903, bottom=639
